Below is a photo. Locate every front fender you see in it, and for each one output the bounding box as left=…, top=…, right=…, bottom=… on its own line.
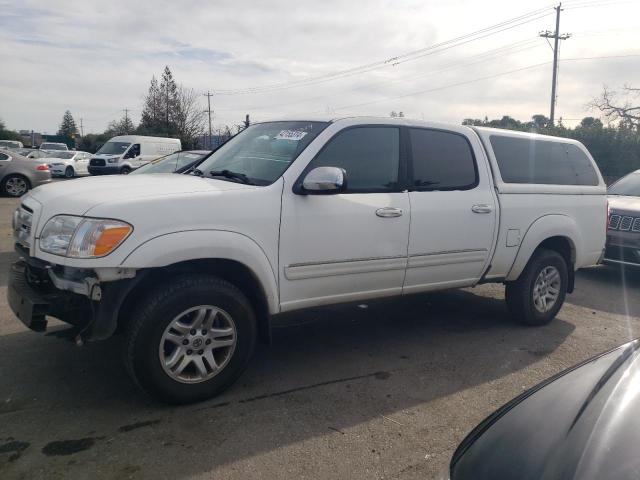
left=506, top=215, right=579, bottom=282
left=120, top=230, right=279, bottom=314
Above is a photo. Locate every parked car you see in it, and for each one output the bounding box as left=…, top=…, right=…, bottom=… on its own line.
left=16, top=148, right=49, bottom=160
left=0, top=148, right=51, bottom=197
left=43, top=151, right=91, bottom=178
left=39, top=142, right=68, bottom=151
left=0, top=140, right=24, bottom=149
left=8, top=117, right=606, bottom=403
left=450, top=339, right=640, bottom=480
left=131, top=150, right=211, bottom=175
left=605, top=169, right=640, bottom=267
left=88, top=135, right=181, bottom=175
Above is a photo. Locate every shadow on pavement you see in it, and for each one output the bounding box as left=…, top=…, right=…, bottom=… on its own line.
left=0, top=288, right=574, bottom=478
left=572, top=265, right=640, bottom=317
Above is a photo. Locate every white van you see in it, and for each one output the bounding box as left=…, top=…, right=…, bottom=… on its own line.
left=87, top=135, right=181, bottom=175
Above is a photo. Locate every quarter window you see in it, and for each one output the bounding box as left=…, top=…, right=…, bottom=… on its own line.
left=409, top=129, right=478, bottom=190
left=0, top=153, right=9, bottom=161
left=309, top=127, right=400, bottom=192
left=490, top=136, right=599, bottom=186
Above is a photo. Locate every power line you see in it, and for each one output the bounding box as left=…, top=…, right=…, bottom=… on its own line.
left=214, top=6, right=556, bottom=96
left=216, top=38, right=544, bottom=114
left=328, top=53, right=640, bottom=112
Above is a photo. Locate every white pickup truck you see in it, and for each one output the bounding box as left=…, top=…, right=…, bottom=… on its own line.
left=9, top=117, right=606, bottom=403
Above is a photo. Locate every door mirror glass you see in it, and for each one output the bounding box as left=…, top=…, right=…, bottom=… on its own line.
left=301, top=166, right=347, bottom=194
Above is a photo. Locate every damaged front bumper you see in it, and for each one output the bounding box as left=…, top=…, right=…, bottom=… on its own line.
left=8, top=246, right=144, bottom=342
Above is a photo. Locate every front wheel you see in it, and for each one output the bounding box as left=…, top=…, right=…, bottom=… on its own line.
left=124, top=274, right=257, bottom=404
left=64, top=166, right=75, bottom=178
left=505, top=249, right=568, bottom=326
left=120, top=166, right=131, bottom=175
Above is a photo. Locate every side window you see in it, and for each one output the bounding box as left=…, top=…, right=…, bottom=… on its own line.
left=0, top=153, right=9, bottom=161
left=309, top=127, right=400, bottom=192
left=409, top=129, right=478, bottom=190
left=126, top=144, right=141, bottom=158
left=490, top=136, right=599, bottom=186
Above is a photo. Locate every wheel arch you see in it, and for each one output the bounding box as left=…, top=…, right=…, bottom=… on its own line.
left=114, top=230, right=279, bottom=343
left=506, top=215, right=579, bottom=285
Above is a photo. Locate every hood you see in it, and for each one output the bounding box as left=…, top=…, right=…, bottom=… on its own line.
left=28, top=174, right=254, bottom=215
left=92, top=153, right=121, bottom=159
left=608, top=195, right=640, bottom=215
left=451, top=340, right=640, bottom=480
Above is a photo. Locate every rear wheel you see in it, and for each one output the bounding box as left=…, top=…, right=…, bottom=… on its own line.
left=2, top=174, right=30, bottom=197
left=124, top=274, right=257, bottom=404
left=505, top=249, right=568, bottom=326
left=120, top=166, right=131, bottom=175
left=64, top=166, right=75, bottom=178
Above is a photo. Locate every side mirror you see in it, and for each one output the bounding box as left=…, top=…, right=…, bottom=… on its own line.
left=299, top=166, right=347, bottom=195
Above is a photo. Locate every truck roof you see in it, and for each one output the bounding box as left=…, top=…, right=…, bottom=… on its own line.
left=108, top=135, right=181, bottom=143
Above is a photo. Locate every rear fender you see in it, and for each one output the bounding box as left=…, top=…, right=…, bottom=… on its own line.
left=506, top=215, right=579, bottom=282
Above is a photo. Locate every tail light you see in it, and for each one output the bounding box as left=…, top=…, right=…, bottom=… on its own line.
left=36, top=164, right=49, bottom=171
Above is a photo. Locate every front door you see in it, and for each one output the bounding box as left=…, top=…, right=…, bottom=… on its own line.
left=279, top=125, right=410, bottom=311
left=403, top=126, right=497, bottom=293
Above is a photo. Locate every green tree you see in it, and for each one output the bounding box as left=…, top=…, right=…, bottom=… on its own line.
left=139, top=75, right=162, bottom=134
left=57, top=110, right=78, bottom=138
left=107, top=114, right=135, bottom=136
left=0, top=118, right=23, bottom=141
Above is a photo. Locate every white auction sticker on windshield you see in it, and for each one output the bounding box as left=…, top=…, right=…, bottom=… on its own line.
left=274, top=130, right=308, bottom=141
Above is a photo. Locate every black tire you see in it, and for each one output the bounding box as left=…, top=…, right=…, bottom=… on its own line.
left=64, top=166, right=75, bottom=178
left=120, top=166, right=131, bottom=175
left=124, top=274, right=257, bottom=404
left=505, top=248, right=568, bottom=326
left=1, top=174, right=30, bottom=197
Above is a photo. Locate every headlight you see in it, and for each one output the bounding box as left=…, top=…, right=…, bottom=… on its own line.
left=40, top=215, right=133, bottom=258
left=107, top=158, right=119, bottom=163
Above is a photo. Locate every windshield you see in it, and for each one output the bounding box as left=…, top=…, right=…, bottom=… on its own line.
left=195, top=121, right=328, bottom=185
left=96, top=141, right=131, bottom=155
left=132, top=151, right=209, bottom=175
left=41, top=143, right=66, bottom=150
left=609, top=172, right=640, bottom=196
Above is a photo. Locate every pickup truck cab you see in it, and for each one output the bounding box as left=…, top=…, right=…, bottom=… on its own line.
left=8, top=117, right=606, bottom=403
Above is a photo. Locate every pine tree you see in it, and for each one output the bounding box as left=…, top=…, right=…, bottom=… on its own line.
left=139, top=76, right=161, bottom=133
left=159, top=66, right=179, bottom=136
left=57, top=110, right=78, bottom=138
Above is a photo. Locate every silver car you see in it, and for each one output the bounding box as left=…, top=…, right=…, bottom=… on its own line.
left=0, top=148, right=52, bottom=197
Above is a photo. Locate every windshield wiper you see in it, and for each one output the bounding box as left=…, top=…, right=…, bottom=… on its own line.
left=209, top=169, right=253, bottom=184
left=190, top=168, right=204, bottom=176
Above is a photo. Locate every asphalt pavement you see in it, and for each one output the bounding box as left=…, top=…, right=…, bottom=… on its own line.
left=1, top=193, right=639, bottom=480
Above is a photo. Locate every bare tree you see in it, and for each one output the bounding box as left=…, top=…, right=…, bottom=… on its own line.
left=591, top=85, right=640, bottom=130
left=174, top=86, right=206, bottom=148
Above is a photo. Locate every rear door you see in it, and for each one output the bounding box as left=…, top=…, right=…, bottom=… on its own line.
left=404, top=126, right=497, bottom=293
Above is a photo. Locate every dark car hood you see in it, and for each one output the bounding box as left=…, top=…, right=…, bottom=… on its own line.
left=451, top=340, right=640, bottom=480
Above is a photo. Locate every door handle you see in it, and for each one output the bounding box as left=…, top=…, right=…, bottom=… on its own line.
left=376, top=207, right=403, bottom=218
left=471, top=204, right=493, bottom=214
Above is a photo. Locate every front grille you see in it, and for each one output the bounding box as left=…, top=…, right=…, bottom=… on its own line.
left=14, top=204, right=33, bottom=248
left=608, top=213, right=640, bottom=232
left=90, top=158, right=105, bottom=167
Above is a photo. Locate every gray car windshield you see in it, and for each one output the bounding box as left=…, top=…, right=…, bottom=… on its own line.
left=609, top=172, right=640, bottom=197
left=96, top=142, right=131, bottom=155
left=195, top=121, right=328, bottom=185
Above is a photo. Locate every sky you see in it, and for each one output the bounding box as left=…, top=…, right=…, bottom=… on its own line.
left=1, top=0, right=639, bottom=134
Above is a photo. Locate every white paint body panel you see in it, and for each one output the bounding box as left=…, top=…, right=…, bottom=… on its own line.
left=21, top=117, right=606, bottom=316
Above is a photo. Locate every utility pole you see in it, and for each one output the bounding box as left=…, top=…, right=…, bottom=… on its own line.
left=204, top=91, right=214, bottom=148
left=540, top=3, right=571, bottom=125
left=122, top=109, right=130, bottom=134
left=79, top=118, right=84, bottom=137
